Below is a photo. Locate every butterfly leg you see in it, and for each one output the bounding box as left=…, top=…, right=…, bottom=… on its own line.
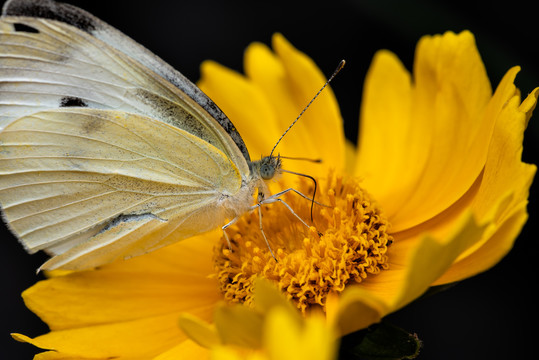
left=222, top=216, right=240, bottom=250
left=263, top=188, right=324, bottom=237
left=270, top=187, right=328, bottom=206
left=236, top=196, right=278, bottom=261
left=260, top=195, right=311, bottom=229
left=224, top=188, right=320, bottom=260
left=256, top=204, right=277, bottom=260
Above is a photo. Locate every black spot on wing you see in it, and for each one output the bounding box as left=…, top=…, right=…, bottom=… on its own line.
left=3, top=0, right=97, bottom=33
left=60, top=96, right=87, bottom=108
left=13, top=22, right=39, bottom=33
left=99, top=213, right=165, bottom=235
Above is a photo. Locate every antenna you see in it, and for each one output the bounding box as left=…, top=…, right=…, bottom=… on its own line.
left=280, top=155, right=322, bottom=163
left=269, top=59, right=345, bottom=158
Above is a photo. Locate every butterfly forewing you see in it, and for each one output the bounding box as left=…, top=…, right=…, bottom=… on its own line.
left=2, top=0, right=250, bottom=163
left=0, top=15, right=249, bottom=172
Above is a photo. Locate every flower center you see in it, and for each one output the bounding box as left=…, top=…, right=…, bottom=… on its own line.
left=213, top=173, right=393, bottom=313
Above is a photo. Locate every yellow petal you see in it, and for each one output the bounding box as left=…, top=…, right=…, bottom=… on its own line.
left=252, top=278, right=301, bottom=325
left=214, top=305, right=264, bottom=348
left=13, top=312, right=189, bottom=359
left=354, top=50, right=415, bottom=219
left=245, top=34, right=345, bottom=178
left=272, top=34, right=345, bottom=172
left=344, top=139, right=357, bottom=174
left=198, top=60, right=281, bottom=160
left=434, top=76, right=538, bottom=283
left=23, top=235, right=220, bottom=331
left=211, top=347, right=244, bottom=360
left=32, top=350, right=102, bottom=360
left=152, top=339, right=210, bottom=360
left=326, top=287, right=387, bottom=335
left=265, top=308, right=337, bottom=360
left=471, top=71, right=537, bottom=222
left=329, top=210, right=487, bottom=335
left=390, top=212, right=486, bottom=310
left=211, top=347, right=264, bottom=360
left=178, top=313, right=220, bottom=349
left=394, top=31, right=494, bottom=231
left=434, top=204, right=528, bottom=284
left=357, top=31, right=495, bottom=232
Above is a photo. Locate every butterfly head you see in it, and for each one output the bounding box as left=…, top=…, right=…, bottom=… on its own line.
left=250, top=154, right=282, bottom=181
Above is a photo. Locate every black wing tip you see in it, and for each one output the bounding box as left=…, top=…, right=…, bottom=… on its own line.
left=3, top=0, right=98, bottom=33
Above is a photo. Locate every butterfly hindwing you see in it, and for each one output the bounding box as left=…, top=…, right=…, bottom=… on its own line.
left=0, top=108, right=242, bottom=269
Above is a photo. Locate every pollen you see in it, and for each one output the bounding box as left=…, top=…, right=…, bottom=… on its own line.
left=213, top=173, right=393, bottom=313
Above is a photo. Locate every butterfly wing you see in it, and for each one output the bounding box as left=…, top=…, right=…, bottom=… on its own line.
left=0, top=108, right=243, bottom=270
left=0, top=1, right=258, bottom=269
left=0, top=0, right=250, bottom=170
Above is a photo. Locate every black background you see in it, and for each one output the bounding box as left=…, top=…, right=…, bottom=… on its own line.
left=2, top=0, right=538, bottom=359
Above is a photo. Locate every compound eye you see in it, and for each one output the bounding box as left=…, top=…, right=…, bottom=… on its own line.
left=260, top=163, right=275, bottom=180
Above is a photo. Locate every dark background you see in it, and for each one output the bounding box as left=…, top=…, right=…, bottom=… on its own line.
left=2, top=0, right=537, bottom=358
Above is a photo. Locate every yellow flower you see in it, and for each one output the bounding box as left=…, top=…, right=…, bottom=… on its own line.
left=13, top=31, right=537, bottom=359
left=198, top=31, right=538, bottom=333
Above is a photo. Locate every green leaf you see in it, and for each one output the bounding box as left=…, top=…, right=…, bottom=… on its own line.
left=339, top=321, right=421, bottom=360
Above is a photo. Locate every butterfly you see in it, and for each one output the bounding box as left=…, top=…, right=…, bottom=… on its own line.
left=0, top=0, right=307, bottom=271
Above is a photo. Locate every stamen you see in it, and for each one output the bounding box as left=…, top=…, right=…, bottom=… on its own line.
left=213, top=172, right=393, bottom=313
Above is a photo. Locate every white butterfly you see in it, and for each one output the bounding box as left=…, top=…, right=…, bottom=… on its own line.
left=0, top=0, right=292, bottom=271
